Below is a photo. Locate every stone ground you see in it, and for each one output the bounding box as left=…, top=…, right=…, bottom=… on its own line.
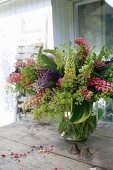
left=0, top=115, right=112, bottom=170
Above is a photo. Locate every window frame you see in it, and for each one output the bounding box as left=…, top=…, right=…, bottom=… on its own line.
left=72, top=0, right=106, bottom=51
left=73, top=0, right=102, bottom=36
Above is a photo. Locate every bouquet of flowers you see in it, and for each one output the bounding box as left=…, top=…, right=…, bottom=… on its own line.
left=7, top=37, right=113, bottom=140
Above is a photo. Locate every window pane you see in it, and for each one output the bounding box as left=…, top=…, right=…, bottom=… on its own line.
left=74, top=1, right=103, bottom=52
left=105, top=2, right=113, bottom=50
left=74, top=0, right=113, bottom=51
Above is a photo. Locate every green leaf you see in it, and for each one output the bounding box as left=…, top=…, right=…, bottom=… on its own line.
left=37, top=46, right=43, bottom=59
left=57, top=115, right=97, bottom=141
left=15, top=82, right=24, bottom=92
left=106, top=108, right=113, bottom=114
left=98, top=108, right=104, bottom=119
left=93, top=71, right=103, bottom=78
left=98, top=62, right=113, bottom=76
left=44, top=48, right=64, bottom=69
left=70, top=100, right=93, bottom=124
left=98, top=45, right=112, bottom=60
left=21, top=64, right=36, bottom=83
left=41, top=54, right=57, bottom=71
left=46, top=80, right=55, bottom=88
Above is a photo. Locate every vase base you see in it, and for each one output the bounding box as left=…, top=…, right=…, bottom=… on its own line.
left=78, top=147, right=93, bottom=161
left=70, top=143, right=80, bottom=155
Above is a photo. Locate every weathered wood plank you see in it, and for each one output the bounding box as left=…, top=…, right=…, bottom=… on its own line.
left=0, top=137, right=92, bottom=170
left=0, top=115, right=112, bottom=170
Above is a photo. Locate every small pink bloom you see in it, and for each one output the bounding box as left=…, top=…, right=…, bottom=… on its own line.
left=74, top=37, right=89, bottom=57
left=102, top=81, right=107, bottom=86
left=80, top=88, right=92, bottom=101
left=7, top=73, right=21, bottom=84
left=25, top=57, right=36, bottom=66
left=74, top=37, right=89, bottom=50
left=94, top=61, right=106, bottom=69
left=102, top=87, right=106, bottom=91
left=15, top=60, right=26, bottom=68
left=24, top=82, right=31, bottom=87
left=107, top=82, right=110, bottom=86
left=98, top=87, right=102, bottom=91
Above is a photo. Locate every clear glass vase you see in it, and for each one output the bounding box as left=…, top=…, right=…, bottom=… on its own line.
left=57, top=115, right=97, bottom=141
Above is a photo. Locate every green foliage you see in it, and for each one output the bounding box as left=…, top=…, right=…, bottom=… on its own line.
left=32, top=89, right=72, bottom=121
left=15, top=82, right=24, bottom=92
left=70, top=100, right=93, bottom=123
left=37, top=46, right=44, bottom=67
left=72, top=89, right=84, bottom=105
left=98, top=62, right=113, bottom=78
left=44, top=48, right=64, bottom=69
left=98, top=45, right=113, bottom=60
left=21, top=64, right=36, bottom=83
left=98, top=108, right=104, bottom=119
left=107, top=108, right=113, bottom=114
left=104, top=64, right=113, bottom=82
left=77, top=61, right=94, bottom=86
left=32, top=42, right=113, bottom=125
left=41, top=54, right=57, bottom=71
left=61, top=46, right=76, bottom=89
left=57, top=115, right=97, bottom=141
left=17, top=64, right=37, bottom=94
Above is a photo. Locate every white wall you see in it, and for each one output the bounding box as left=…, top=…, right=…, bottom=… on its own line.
left=0, top=0, right=52, bottom=127
left=51, top=0, right=73, bottom=48
left=0, top=0, right=74, bottom=48
left=0, top=0, right=51, bottom=17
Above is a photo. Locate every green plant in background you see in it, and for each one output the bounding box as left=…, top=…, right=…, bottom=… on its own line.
left=97, top=100, right=113, bottom=122
left=6, top=37, right=113, bottom=140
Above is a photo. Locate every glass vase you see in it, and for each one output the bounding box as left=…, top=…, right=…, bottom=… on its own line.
left=57, top=115, right=97, bottom=141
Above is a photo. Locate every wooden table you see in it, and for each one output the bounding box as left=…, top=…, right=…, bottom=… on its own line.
left=0, top=115, right=112, bottom=170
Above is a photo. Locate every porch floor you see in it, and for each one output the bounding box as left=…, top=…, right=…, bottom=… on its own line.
left=0, top=115, right=112, bottom=170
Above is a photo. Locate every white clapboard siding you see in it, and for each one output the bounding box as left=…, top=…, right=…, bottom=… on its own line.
left=0, top=0, right=51, bottom=17
left=0, top=0, right=53, bottom=48
left=0, top=0, right=74, bottom=47
left=52, top=0, right=73, bottom=47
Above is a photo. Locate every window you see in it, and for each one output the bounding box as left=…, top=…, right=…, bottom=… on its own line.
left=73, top=0, right=113, bottom=52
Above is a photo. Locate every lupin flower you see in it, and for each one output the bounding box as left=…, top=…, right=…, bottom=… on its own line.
left=88, top=77, right=113, bottom=93
left=25, top=57, right=36, bottom=65
left=74, top=37, right=89, bottom=57
left=22, top=92, right=42, bottom=110
left=61, top=51, right=76, bottom=88
left=80, top=88, right=93, bottom=101
left=7, top=72, right=21, bottom=84
left=15, top=60, right=26, bottom=68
